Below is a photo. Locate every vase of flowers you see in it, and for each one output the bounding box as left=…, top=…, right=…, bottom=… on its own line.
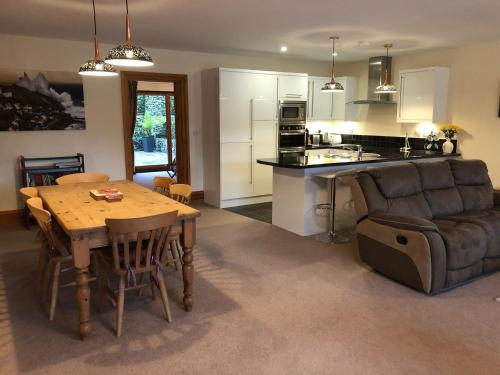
left=440, top=124, right=460, bottom=154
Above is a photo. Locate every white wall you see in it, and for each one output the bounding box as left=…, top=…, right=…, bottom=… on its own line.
left=0, top=34, right=330, bottom=211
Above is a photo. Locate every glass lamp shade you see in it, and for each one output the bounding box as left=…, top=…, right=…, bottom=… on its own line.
left=321, top=80, right=344, bottom=92
left=105, top=44, right=154, bottom=67
left=374, top=83, right=397, bottom=94
left=79, top=59, right=118, bottom=76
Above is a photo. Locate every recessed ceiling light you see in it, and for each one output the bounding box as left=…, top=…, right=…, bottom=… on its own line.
left=331, top=52, right=338, bottom=56
left=280, top=46, right=288, bottom=53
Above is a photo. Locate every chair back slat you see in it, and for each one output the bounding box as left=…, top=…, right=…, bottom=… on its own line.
left=153, top=177, right=175, bottom=195
left=144, top=229, right=157, bottom=268
left=169, top=184, right=192, bottom=204
left=26, top=197, right=69, bottom=257
left=105, top=211, right=178, bottom=272
left=135, top=231, right=144, bottom=270
left=56, top=172, right=110, bottom=185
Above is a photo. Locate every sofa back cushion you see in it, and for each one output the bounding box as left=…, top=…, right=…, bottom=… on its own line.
left=448, top=159, right=493, bottom=211
left=415, top=161, right=464, bottom=217
left=357, top=164, right=433, bottom=219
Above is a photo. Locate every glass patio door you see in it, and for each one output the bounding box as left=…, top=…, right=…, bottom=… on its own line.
left=133, top=93, right=176, bottom=175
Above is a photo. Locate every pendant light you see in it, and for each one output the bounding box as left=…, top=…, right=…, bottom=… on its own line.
left=321, top=36, right=344, bottom=93
left=105, top=0, right=154, bottom=67
left=374, top=44, right=397, bottom=94
left=79, top=0, right=118, bottom=76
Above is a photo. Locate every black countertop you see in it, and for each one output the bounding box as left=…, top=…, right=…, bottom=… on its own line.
left=257, top=147, right=460, bottom=169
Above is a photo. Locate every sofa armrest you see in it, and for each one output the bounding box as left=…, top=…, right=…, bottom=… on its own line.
left=369, top=212, right=439, bottom=232
left=494, top=190, right=500, bottom=207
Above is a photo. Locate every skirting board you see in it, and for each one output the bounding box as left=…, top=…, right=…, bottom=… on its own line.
left=220, top=195, right=272, bottom=208
left=191, top=190, right=204, bottom=201
left=0, top=210, right=22, bottom=227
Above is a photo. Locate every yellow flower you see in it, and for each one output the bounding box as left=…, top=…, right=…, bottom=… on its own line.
left=440, top=123, right=461, bottom=133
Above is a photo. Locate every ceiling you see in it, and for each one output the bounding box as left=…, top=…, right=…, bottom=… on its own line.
left=1, top=0, right=500, bottom=62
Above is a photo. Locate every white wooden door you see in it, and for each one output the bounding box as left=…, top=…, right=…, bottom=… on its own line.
left=278, top=75, right=308, bottom=100
left=252, top=121, right=276, bottom=196
left=220, top=142, right=253, bottom=200
left=311, top=77, right=334, bottom=120
left=398, top=70, right=434, bottom=122
left=219, top=71, right=253, bottom=142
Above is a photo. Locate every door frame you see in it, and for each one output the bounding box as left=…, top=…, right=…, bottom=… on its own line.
left=120, top=71, right=190, bottom=183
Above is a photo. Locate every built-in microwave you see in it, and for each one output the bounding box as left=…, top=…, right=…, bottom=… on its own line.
left=278, top=100, right=306, bottom=125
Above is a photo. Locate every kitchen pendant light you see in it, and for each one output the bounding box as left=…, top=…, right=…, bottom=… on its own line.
left=374, top=44, right=397, bottom=94
left=79, top=0, right=118, bottom=76
left=321, top=36, right=344, bottom=93
left=105, top=0, right=154, bottom=67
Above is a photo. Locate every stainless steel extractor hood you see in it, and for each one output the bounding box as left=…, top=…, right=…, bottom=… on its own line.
left=352, top=56, right=397, bottom=104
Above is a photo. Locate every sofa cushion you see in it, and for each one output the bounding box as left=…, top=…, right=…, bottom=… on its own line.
left=369, top=163, right=422, bottom=198
left=443, top=210, right=500, bottom=258
left=387, top=193, right=433, bottom=219
left=448, top=159, right=493, bottom=211
left=363, top=164, right=433, bottom=219
left=432, top=218, right=488, bottom=270
left=415, top=161, right=464, bottom=217
left=416, top=161, right=455, bottom=190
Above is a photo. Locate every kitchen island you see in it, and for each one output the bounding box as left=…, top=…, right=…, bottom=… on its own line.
left=257, top=147, right=460, bottom=236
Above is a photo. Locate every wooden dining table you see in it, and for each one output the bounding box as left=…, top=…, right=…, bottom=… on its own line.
left=37, top=180, right=201, bottom=340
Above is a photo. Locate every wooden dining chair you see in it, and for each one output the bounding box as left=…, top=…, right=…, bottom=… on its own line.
left=163, top=184, right=193, bottom=273
left=26, top=197, right=80, bottom=320
left=97, top=211, right=178, bottom=337
left=153, top=176, right=175, bottom=196
left=20, top=187, right=38, bottom=228
left=56, top=172, right=110, bottom=185
left=169, top=184, right=192, bottom=204
left=20, top=187, right=38, bottom=202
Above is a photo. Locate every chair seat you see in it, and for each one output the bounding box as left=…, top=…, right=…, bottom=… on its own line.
left=432, top=218, right=488, bottom=270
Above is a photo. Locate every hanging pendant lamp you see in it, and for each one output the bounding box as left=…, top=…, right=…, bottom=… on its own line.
left=374, top=44, right=397, bottom=94
left=321, top=36, right=344, bottom=93
left=105, top=0, right=154, bottom=67
left=79, top=0, right=118, bottom=76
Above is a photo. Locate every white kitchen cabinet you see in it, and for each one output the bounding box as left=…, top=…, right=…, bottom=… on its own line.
left=220, top=142, right=253, bottom=200
left=397, top=67, right=449, bottom=123
left=308, top=77, right=333, bottom=120
left=307, top=76, right=358, bottom=121
left=219, top=71, right=254, bottom=142
left=204, top=68, right=307, bottom=208
left=251, top=73, right=278, bottom=121
left=331, top=76, right=358, bottom=121
left=278, top=74, right=308, bottom=100
left=252, top=121, right=277, bottom=196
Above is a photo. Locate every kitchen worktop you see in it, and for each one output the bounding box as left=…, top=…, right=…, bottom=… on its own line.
left=257, top=147, right=460, bottom=169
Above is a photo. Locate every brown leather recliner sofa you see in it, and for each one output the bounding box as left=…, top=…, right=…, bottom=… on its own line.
left=351, top=159, right=500, bottom=294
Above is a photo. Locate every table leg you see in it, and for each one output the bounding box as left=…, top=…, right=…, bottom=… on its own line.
left=181, top=218, right=196, bottom=311
left=71, top=234, right=91, bottom=339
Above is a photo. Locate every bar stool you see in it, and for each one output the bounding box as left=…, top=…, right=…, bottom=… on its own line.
left=315, top=170, right=355, bottom=244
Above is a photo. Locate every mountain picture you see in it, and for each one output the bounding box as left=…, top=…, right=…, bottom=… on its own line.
left=0, top=71, right=85, bottom=131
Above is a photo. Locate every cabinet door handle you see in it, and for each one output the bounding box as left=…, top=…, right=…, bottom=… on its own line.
left=250, top=144, right=253, bottom=184
left=286, top=93, right=302, bottom=98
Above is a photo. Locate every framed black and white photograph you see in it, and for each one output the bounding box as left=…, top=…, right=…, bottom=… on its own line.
left=0, top=70, right=85, bottom=131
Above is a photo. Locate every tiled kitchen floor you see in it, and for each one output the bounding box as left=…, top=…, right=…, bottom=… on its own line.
left=224, top=202, right=272, bottom=224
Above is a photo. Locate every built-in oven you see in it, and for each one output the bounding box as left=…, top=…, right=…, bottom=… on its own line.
left=278, top=100, right=306, bottom=125
left=278, top=125, right=306, bottom=156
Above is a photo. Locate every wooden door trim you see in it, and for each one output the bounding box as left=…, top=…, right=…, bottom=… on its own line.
left=120, top=71, right=190, bottom=184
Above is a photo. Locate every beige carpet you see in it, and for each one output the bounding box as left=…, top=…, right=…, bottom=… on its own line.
left=1, top=203, right=500, bottom=374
